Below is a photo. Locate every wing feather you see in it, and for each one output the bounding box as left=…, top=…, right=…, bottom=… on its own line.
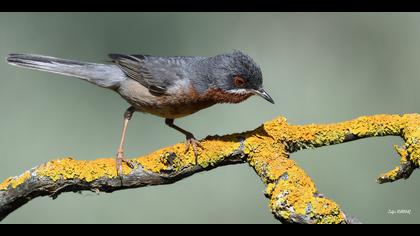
left=109, top=53, right=181, bottom=96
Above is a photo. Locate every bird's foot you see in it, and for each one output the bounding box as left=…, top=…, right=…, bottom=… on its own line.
left=116, top=149, right=136, bottom=176
left=184, top=135, right=204, bottom=164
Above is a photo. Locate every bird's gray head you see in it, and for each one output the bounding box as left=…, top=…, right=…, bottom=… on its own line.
left=198, top=50, right=274, bottom=104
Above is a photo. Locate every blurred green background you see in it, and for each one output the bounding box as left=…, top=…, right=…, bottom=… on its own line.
left=0, top=12, right=420, bottom=224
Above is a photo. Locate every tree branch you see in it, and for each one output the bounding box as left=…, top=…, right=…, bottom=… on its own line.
left=1, top=114, right=419, bottom=223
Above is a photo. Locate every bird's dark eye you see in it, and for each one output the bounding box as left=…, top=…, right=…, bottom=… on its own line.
left=233, top=76, right=246, bottom=87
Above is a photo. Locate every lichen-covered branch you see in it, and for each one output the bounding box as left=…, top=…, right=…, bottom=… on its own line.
left=1, top=114, right=419, bottom=223
left=277, top=114, right=420, bottom=183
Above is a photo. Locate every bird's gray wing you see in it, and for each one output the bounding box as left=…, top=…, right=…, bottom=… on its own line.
left=109, top=53, right=183, bottom=96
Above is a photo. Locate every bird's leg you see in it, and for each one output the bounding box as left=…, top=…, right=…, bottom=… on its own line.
left=116, top=106, right=136, bottom=176
left=165, top=118, right=203, bottom=162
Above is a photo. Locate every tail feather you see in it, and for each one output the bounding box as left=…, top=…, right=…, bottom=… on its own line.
left=6, top=53, right=126, bottom=88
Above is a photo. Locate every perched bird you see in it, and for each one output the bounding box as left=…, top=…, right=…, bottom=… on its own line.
left=6, top=50, right=274, bottom=175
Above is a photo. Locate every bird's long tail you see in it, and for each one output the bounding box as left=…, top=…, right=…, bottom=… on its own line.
left=6, top=53, right=126, bottom=88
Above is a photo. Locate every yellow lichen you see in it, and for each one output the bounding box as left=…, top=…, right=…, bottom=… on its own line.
left=198, top=134, right=241, bottom=168
left=136, top=113, right=419, bottom=223
left=265, top=183, right=276, bottom=196
left=36, top=157, right=132, bottom=182
left=379, top=166, right=401, bottom=182
left=2, top=113, right=420, bottom=224
left=137, top=134, right=241, bottom=173
left=136, top=146, right=180, bottom=173
left=12, top=171, right=31, bottom=188
left=0, top=171, right=31, bottom=190
left=241, top=117, right=346, bottom=223
left=0, top=177, right=13, bottom=191
left=268, top=165, right=345, bottom=224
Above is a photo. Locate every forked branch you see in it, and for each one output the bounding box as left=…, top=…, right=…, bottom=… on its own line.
left=1, top=114, right=419, bottom=223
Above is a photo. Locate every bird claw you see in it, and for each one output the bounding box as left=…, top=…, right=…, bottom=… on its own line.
left=184, top=136, right=203, bottom=163
left=116, top=150, right=135, bottom=176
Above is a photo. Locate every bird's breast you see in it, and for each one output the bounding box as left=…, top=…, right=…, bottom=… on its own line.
left=117, top=79, right=217, bottom=119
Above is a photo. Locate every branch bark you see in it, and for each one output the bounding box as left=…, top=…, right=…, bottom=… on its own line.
left=1, top=114, right=419, bottom=223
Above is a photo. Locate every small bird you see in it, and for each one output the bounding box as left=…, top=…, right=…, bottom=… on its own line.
left=6, top=50, right=274, bottom=175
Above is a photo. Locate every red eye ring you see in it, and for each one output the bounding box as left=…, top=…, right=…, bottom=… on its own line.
left=234, top=76, right=246, bottom=87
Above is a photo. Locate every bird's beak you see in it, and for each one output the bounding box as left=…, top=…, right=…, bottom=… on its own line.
left=253, top=88, right=275, bottom=104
